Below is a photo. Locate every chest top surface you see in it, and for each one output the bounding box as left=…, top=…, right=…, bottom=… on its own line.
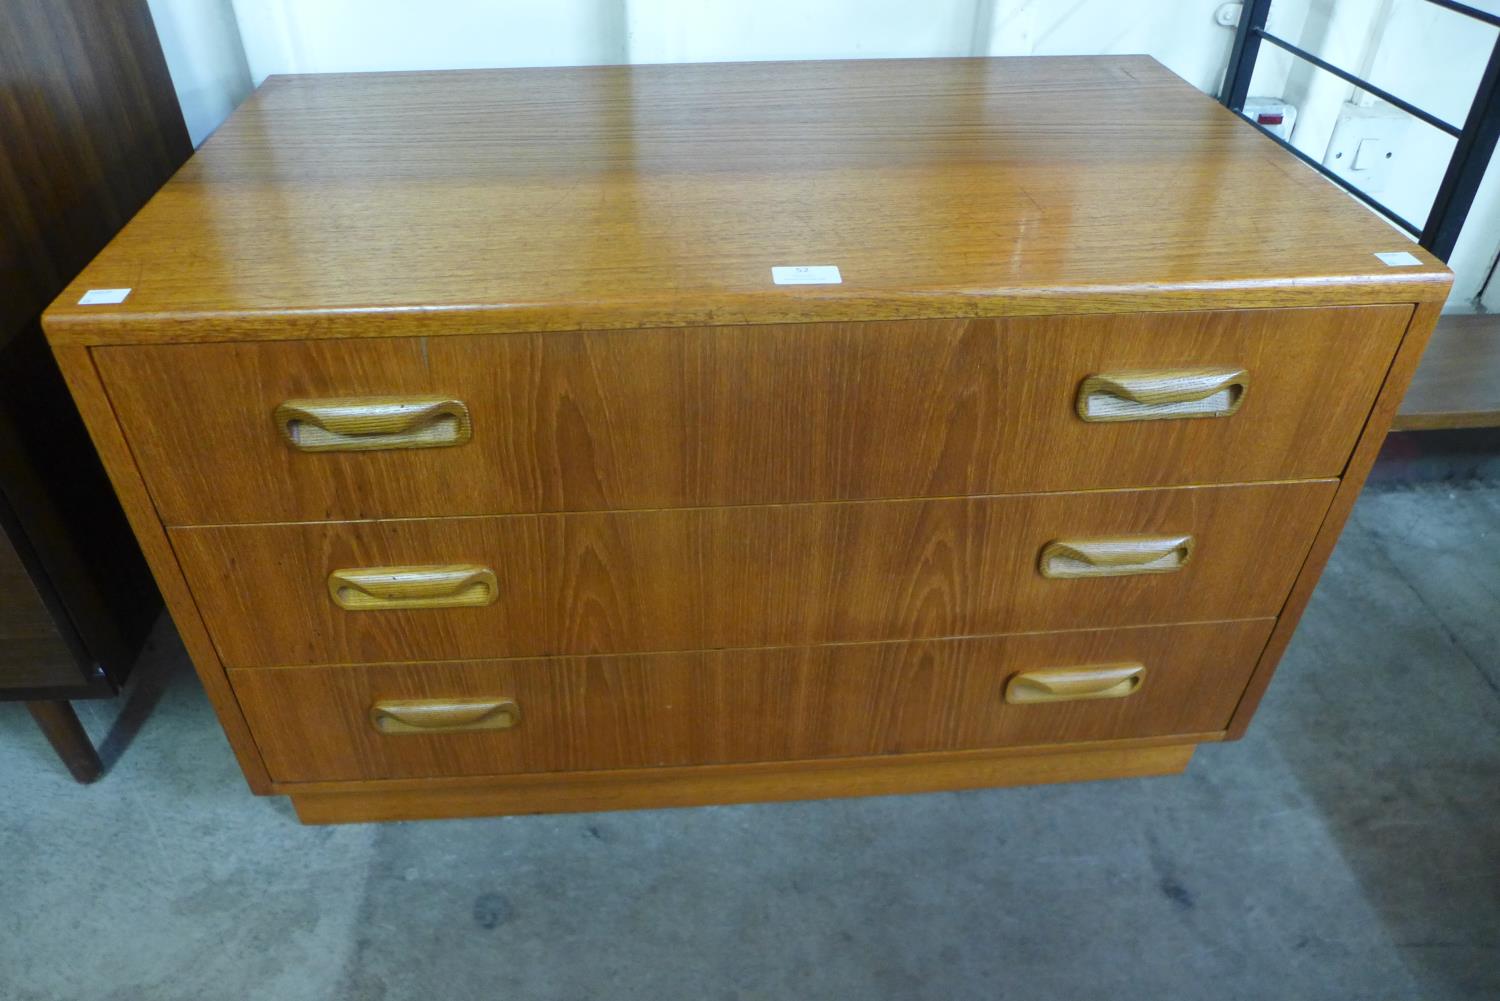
left=46, top=56, right=1450, bottom=345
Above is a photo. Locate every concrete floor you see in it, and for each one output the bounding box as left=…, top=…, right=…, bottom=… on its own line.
left=2, top=481, right=1497, bottom=1001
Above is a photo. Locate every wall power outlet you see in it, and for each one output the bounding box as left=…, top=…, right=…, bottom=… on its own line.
left=1323, top=101, right=1409, bottom=195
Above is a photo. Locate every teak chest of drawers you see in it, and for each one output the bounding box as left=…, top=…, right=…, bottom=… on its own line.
left=44, top=57, right=1452, bottom=823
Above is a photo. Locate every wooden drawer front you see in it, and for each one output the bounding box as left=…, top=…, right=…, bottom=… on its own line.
left=99, top=306, right=1408, bottom=526
left=174, top=481, right=1332, bottom=668
left=230, top=619, right=1273, bottom=782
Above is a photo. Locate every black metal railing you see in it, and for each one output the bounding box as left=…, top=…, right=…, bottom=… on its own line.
left=1219, top=0, right=1500, bottom=261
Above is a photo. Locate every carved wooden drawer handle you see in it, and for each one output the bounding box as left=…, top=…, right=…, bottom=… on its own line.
left=1077, top=367, right=1247, bottom=422
left=328, top=564, right=498, bottom=610
left=275, top=396, right=472, bottom=451
left=1039, top=534, right=1193, bottom=578
left=371, top=698, right=520, bottom=735
left=1005, top=663, right=1145, bottom=704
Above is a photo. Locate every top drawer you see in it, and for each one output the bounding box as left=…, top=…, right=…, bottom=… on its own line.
left=96, top=306, right=1410, bottom=525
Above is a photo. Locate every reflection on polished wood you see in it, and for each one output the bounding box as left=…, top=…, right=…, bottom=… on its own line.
left=45, top=58, right=1447, bottom=346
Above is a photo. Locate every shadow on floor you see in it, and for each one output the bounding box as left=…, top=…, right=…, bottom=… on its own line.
left=96, top=622, right=188, bottom=772
left=1267, top=482, right=1500, bottom=998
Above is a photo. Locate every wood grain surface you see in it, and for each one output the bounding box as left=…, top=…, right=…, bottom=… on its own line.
left=43, top=57, right=1449, bottom=347
left=1, top=0, right=189, bottom=345
left=1392, top=312, right=1500, bottom=430
left=51, top=344, right=272, bottom=789
left=172, top=481, right=1333, bottom=667
left=229, top=619, right=1270, bottom=782
left=0, top=0, right=185, bottom=698
left=100, top=306, right=1409, bottom=525
left=34, top=55, right=1458, bottom=817
left=288, top=740, right=1201, bottom=822
left=1226, top=299, right=1444, bottom=737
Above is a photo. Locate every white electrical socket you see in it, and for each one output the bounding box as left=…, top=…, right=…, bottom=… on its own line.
left=1323, top=102, right=1406, bottom=195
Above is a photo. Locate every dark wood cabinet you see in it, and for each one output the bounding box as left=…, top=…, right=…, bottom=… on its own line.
left=1, top=0, right=191, bottom=777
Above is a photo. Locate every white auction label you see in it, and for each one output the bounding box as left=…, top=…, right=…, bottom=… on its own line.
left=1374, top=251, right=1421, bottom=267
left=78, top=288, right=132, bottom=305
left=772, top=265, right=842, bottom=285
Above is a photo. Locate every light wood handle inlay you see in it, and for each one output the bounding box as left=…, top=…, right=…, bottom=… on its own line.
left=275, top=396, right=472, bottom=451
left=1078, top=368, right=1247, bottom=422
left=371, top=698, right=520, bottom=735
left=328, top=565, right=498, bottom=610
left=1039, top=535, right=1193, bottom=579
left=1005, top=663, right=1145, bottom=704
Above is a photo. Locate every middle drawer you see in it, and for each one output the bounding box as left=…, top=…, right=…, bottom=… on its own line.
left=172, top=481, right=1333, bottom=668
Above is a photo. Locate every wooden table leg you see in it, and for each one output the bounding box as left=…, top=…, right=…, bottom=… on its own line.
left=26, top=700, right=103, bottom=783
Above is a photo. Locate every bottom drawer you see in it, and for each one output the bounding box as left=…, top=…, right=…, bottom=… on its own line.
left=232, top=620, right=1273, bottom=783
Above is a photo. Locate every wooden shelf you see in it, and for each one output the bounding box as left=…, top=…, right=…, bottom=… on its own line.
left=1394, top=313, right=1500, bottom=431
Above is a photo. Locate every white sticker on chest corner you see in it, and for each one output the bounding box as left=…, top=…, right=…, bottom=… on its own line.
left=1374, top=251, right=1421, bottom=267
left=78, top=288, right=132, bottom=305
left=772, top=265, right=842, bottom=285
